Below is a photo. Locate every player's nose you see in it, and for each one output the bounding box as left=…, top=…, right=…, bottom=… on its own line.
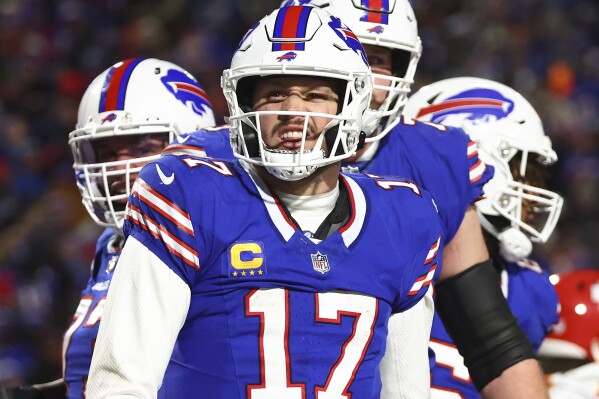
left=281, top=93, right=307, bottom=112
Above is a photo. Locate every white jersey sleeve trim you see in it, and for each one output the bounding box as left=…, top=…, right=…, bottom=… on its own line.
left=87, top=236, right=191, bottom=399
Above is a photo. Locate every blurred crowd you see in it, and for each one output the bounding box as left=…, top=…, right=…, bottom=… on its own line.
left=0, top=0, right=597, bottom=385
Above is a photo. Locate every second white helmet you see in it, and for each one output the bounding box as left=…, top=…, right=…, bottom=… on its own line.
left=404, top=77, right=563, bottom=261
left=70, top=58, right=216, bottom=229
left=283, top=0, right=422, bottom=139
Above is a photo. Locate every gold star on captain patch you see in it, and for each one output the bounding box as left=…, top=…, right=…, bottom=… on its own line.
left=232, top=271, right=238, bottom=277
left=250, top=270, right=255, bottom=275
left=241, top=271, right=247, bottom=276
left=258, top=270, right=264, bottom=275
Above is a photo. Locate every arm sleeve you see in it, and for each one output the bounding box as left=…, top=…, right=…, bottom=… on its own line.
left=435, top=260, right=535, bottom=390
left=87, top=236, right=191, bottom=399
left=380, top=286, right=434, bottom=399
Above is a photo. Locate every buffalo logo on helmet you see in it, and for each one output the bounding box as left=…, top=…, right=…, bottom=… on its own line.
left=161, top=69, right=213, bottom=117
left=100, top=113, right=117, bottom=124
left=367, top=25, right=385, bottom=34
left=276, top=51, right=298, bottom=62
left=328, top=16, right=369, bottom=66
left=415, top=88, right=515, bottom=125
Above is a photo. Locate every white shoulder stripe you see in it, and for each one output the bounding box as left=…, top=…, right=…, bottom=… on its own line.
left=132, top=178, right=194, bottom=237
left=424, top=236, right=441, bottom=265
left=469, top=159, right=486, bottom=183
left=125, top=204, right=200, bottom=270
left=467, top=141, right=479, bottom=157
left=409, top=264, right=437, bottom=296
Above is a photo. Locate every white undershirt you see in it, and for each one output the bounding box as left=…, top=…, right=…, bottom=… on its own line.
left=274, top=182, right=339, bottom=240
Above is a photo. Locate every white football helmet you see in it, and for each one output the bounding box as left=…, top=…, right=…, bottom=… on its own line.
left=69, top=58, right=215, bottom=229
left=282, top=0, right=421, bottom=140
left=222, top=5, right=373, bottom=181
left=404, top=77, right=563, bottom=261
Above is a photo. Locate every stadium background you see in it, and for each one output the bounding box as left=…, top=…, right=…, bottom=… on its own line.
left=0, top=0, right=597, bottom=384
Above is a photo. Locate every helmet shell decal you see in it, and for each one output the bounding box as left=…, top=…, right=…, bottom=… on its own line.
left=276, top=51, right=298, bottom=62
left=367, top=25, right=385, bottom=34
left=280, top=0, right=312, bottom=6
left=161, top=69, right=213, bottom=117
left=272, top=6, right=313, bottom=51
left=328, top=15, right=369, bottom=65
left=99, top=58, right=145, bottom=112
left=359, top=0, right=391, bottom=24
left=415, top=88, right=515, bottom=125
left=100, top=113, right=117, bottom=124
left=360, top=0, right=392, bottom=12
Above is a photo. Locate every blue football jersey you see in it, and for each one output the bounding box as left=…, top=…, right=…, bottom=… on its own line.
left=343, top=116, right=493, bottom=244
left=62, top=228, right=122, bottom=399
left=429, top=259, right=559, bottom=399
left=168, top=118, right=493, bottom=247
left=123, top=155, right=443, bottom=399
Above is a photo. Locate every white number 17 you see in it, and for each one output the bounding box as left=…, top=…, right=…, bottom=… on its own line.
left=245, top=289, right=378, bottom=399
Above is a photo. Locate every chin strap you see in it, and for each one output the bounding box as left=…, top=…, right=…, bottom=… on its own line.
left=239, top=120, right=260, bottom=158
left=497, top=227, right=533, bottom=262
left=324, top=125, right=366, bottom=156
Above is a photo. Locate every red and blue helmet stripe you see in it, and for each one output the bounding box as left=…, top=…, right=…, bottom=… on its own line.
left=415, top=88, right=515, bottom=123
left=360, top=0, right=390, bottom=24
left=99, top=58, right=145, bottom=112
left=272, top=6, right=313, bottom=52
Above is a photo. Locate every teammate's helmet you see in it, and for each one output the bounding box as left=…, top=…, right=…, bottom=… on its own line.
left=404, top=77, right=563, bottom=261
left=539, top=269, right=599, bottom=362
left=222, top=5, right=373, bottom=181
left=70, top=58, right=215, bottom=229
left=282, top=0, right=421, bottom=140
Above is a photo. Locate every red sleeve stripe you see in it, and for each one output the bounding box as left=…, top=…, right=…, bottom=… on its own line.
left=125, top=204, right=200, bottom=270
left=132, top=178, right=194, bottom=237
left=469, top=159, right=486, bottom=183
left=467, top=141, right=479, bottom=158
left=424, top=236, right=441, bottom=265
left=409, top=264, right=437, bottom=296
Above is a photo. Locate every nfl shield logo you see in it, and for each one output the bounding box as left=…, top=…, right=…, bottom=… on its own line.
left=311, top=251, right=330, bottom=274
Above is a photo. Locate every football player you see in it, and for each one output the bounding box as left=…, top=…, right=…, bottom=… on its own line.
left=1, top=59, right=216, bottom=398
left=86, top=6, right=445, bottom=398
left=63, top=58, right=215, bottom=399
left=170, top=0, right=548, bottom=397
left=538, top=269, right=599, bottom=399
left=404, top=76, right=564, bottom=398
left=0, top=58, right=216, bottom=399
